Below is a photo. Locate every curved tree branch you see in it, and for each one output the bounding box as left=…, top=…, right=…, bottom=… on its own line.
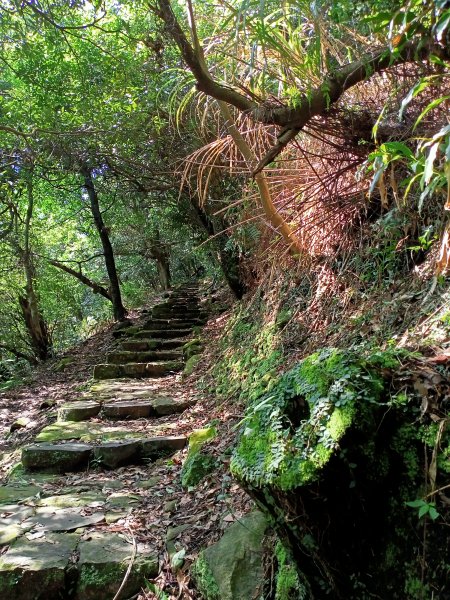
left=49, top=259, right=112, bottom=301
left=153, top=0, right=447, bottom=172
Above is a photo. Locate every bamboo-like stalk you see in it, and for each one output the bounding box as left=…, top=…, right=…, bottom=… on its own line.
left=218, top=100, right=303, bottom=257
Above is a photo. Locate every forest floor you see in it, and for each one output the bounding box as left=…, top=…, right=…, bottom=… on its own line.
left=0, top=294, right=252, bottom=600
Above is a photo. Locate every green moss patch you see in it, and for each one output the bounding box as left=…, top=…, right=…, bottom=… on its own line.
left=181, top=427, right=217, bottom=488
left=231, top=348, right=394, bottom=489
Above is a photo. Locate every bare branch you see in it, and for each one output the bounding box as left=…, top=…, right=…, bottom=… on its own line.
left=48, top=259, right=112, bottom=301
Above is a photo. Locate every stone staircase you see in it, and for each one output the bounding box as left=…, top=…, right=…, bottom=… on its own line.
left=0, top=284, right=206, bottom=599
left=93, top=285, right=205, bottom=380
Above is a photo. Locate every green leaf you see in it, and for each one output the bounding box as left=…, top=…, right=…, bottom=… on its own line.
left=171, top=548, right=186, bottom=571
left=414, top=96, right=450, bottom=130
left=428, top=506, right=440, bottom=521
left=418, top=504, right=429, bottom=519
left=406, top=499, right=425, bottom=508
left=424, top=142, right=439, bottom=184
left=434, top=10, right=450, bottom=41
left=399, top=78, right=433, bottom=121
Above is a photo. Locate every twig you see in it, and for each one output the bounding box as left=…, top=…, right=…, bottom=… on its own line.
left=112, top=527, right=137, bottom=600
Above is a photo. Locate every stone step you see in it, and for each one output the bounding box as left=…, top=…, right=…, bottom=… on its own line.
left=107, top=350, right=183, bottom=364
left=132, top=328, right=192, bottom=339
left=57, top=401, right=101, bottom=422
left=151, top=310, right=204, bottom=321
left=0, top=531, right=158, bottom=599
left=102, top=401, right=154, bottom=419
left=22, top=435, right=188, bottom=472
left=22, top=443, right=93, bottom=473
left=120, top=338, right=186, bottom=352
left=152, top=304, right=201, bottom=314
left=140, top=435, right=187, bottom=459
left=93, top=440, right=140, bottom=468
left=143, top=318, right=202, bottom=329
left=93, top=360, right=183, bottom=379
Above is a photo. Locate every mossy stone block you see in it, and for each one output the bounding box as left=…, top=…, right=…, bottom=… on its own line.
left=57, top=401, right=100, bottom=422
left=151, top=396, right=194, bottom=416
left=0, top=533, right=78, bottom=600
left=93, top=364, right=122, bottom=379
left=192, top=511, right=268, bottom=600
left=22, top=443, right=92, bottom=473
left=93, top=440, right=140, bottom=469
left=75, top=532, right=158, bottom=600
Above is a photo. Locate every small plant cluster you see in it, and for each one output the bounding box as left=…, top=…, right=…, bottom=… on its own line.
left=231, top=347, right=405, bottom=490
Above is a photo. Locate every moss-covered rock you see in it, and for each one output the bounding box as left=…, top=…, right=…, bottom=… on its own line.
left=183, top=354, right=201, bottom=377
left=183, top=338, right=204, bottom=360
left=75, top=532, right=158, bottom=600
left=53, top=357, right=75, bottom=372
left=0, top=533, right=78, bottom=600
left=181, top=452, right=216, bottom=488
left=230, top=346, right=450, bottom=598
left=192, top=511, right=268, bottom=600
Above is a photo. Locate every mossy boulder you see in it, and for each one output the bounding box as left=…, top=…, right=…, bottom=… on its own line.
left=183, top=338, right=204, bottom=360
left=230, top=347, right=450, bottom=598
left=183, top=354, right=201, bottom=377
left=57, top=401, right=100, bottom=422
left=192, top=511, right=268, bottom=600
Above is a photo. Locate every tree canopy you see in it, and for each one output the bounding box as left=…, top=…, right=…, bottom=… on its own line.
left=0, top=0, right=448, bottom=363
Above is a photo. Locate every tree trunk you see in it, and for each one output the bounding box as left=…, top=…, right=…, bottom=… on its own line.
left=156, top=257, right=171, bottom=290
left=190, top=198, right=246, bottom=299
left=150, top=242, right=171, bottom=290
left=17, top=173, right=52, bottom=361
left=82, top=168, right=127, bottom=321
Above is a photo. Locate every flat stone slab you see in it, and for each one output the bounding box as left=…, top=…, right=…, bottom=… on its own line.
left=35, top=421, right=142, bottom=443
left=141, top=436, right=187, bottom=459
left=36, top=492, right=105, bottom=509
left=102, top=401, right=153, bottom=419
left=22, top=443, right=92, bottom=473
left=22, top=506, right=105, bottom=531
left=152, top=396, right=195, bottom=416
left=121, top=338, right=186, bottom=351
left=94, top=360, right=183, bottom=379
left=107, top=350, right=183, bottom=364
left=0, top=533, right=78, bottom=600
left=133, top=328, right=192, bottom=339
left=93, top=440, right=140, bottom=468
left=0, top=505, right=35, bottom=544
left=76, top=532, right=158, bottom=600
left=0, top=484, right=42, bottom=505
left=57, top=401, right=100, bottom=422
